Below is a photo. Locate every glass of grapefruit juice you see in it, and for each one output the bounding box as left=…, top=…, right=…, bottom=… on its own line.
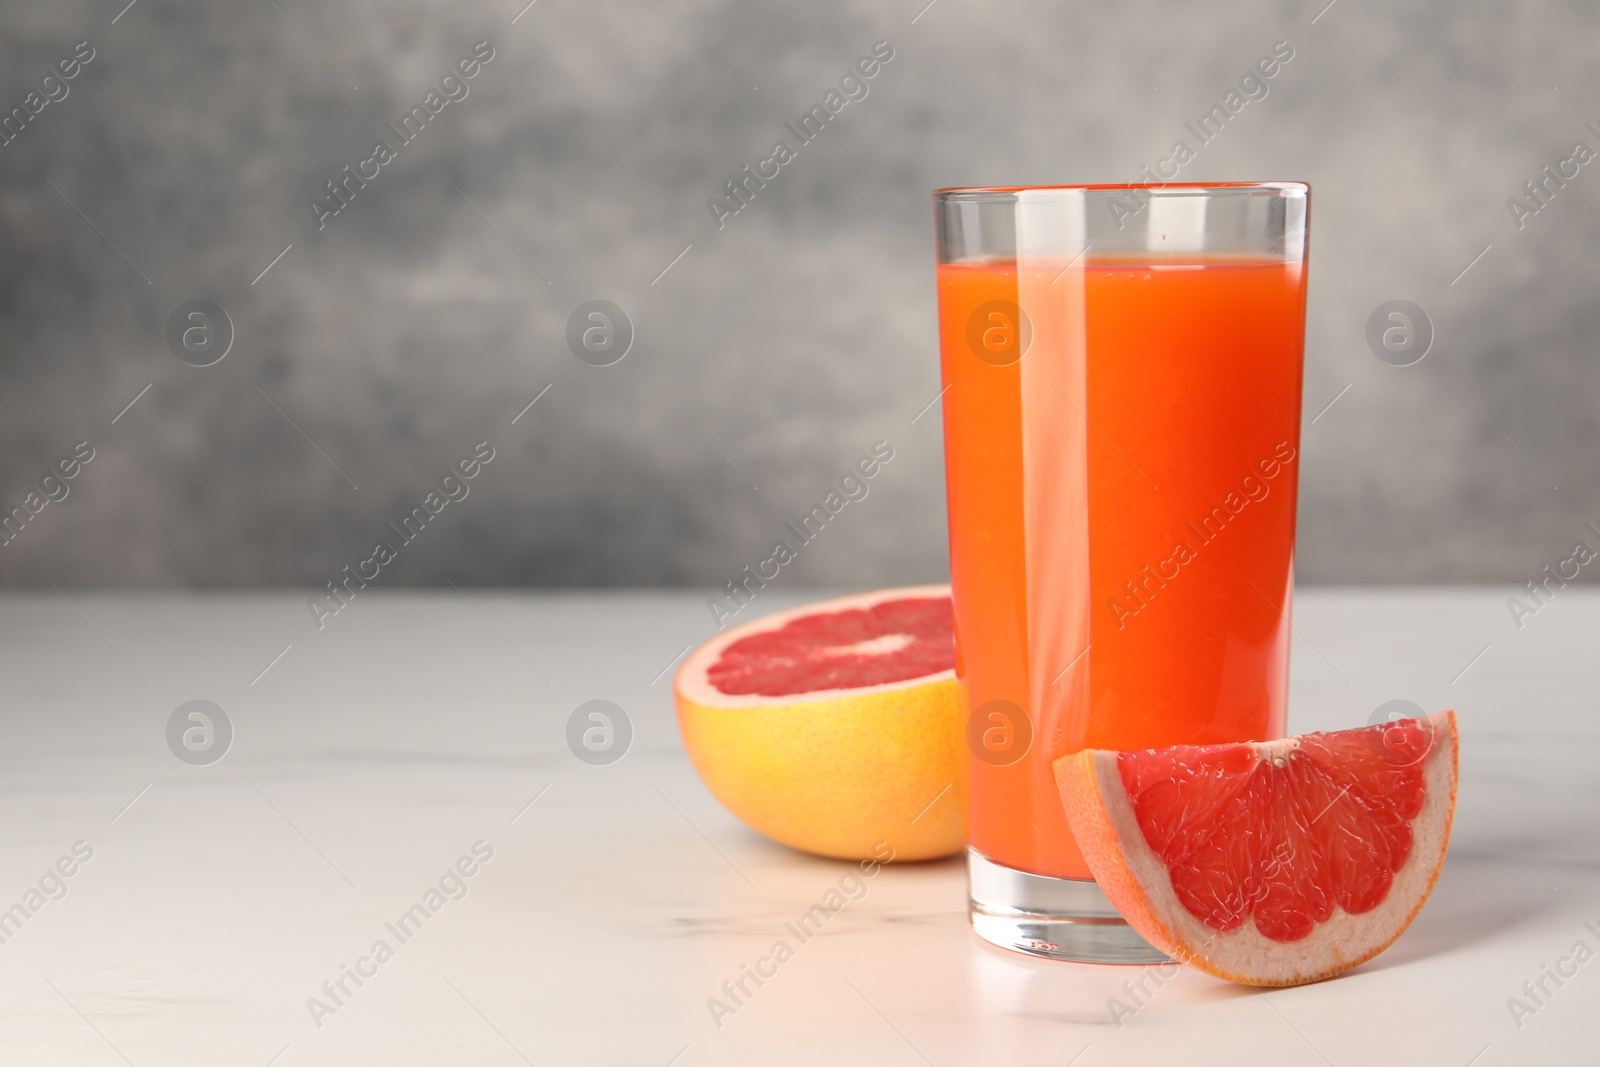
left=933, top=183, right=1310, bottom=962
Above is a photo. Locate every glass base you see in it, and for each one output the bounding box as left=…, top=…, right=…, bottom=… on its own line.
left=967, top=847, right=1170, bottom=964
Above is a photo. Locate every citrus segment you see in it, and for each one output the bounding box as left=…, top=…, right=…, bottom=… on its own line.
left=1055, top=711, right=1458, bottom=985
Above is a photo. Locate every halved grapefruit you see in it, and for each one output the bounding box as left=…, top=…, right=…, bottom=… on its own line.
left=674, top=585, right=964, bottom=861
left=1054, top=711, right=1458, bottom=986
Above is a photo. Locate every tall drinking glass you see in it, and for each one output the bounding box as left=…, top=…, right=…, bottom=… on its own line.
left=933, top=183, right=1310, bottom=963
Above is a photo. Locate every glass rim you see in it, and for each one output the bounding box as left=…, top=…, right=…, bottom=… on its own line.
left=933, top=181, right=1309, bottom=202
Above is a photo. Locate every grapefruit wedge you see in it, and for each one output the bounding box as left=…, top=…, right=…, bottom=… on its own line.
left=1054, top=711, right=1458, bottom=986
left=675, top=585, right=964, bottom=861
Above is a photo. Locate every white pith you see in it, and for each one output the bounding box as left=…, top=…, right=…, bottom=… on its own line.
left=673, top=584, right=956, bottom=709
left=1094, top=711, right=1458, bottom=985
left=848, top=633, right=913, bottom=656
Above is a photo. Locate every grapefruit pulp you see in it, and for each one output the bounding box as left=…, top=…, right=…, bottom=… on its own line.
left=674, top=586, right=965, bottom=861
left=1054, top=711, right=1458, bottom=985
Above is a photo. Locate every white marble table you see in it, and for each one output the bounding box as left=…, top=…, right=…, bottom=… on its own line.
left=0, top=589, right=1592, bottom=1066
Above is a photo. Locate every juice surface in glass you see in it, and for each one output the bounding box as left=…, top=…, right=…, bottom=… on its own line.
left=938, top=256, right=1307, bottom=881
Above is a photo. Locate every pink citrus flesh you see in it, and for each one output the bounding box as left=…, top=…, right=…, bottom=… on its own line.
left=1055, top=711, right=1459, bottom=985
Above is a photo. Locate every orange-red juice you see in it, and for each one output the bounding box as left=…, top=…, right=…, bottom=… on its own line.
left=937, top=257, right=1307, bottom=880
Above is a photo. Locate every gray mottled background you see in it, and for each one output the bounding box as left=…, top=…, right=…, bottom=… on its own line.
left=0, top=0, right=1593, bottom=590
